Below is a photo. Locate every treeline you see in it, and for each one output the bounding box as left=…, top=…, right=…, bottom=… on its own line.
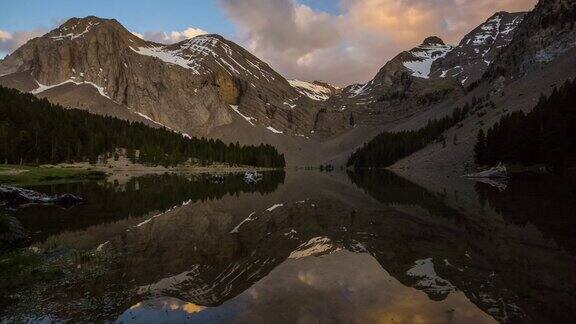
left=475, top=79, right=576, bottom=172
left=0, top=86, right=285, bottom=167
left=347, top=105, right=471, bottom=169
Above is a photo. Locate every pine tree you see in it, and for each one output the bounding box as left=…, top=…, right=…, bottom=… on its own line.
left=474, top=129, right=486, bottom=165
left=0, top=86, right=286, bottom=168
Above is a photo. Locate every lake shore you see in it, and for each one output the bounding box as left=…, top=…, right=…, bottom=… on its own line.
left=0, top=161, right=280, bottom=185
left=0, top=165, right=105, bottom=185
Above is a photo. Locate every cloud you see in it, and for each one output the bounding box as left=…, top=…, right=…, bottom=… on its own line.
left=218, top=0, right=537, bottom=86
left=137, top=27, right=209, bottom=44
left=131, top=31, right=145, bottom=39
left=0, top=29, right=47, bottom=55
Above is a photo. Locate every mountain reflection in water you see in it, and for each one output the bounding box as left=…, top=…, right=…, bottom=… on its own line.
left=6, top=170, right=576, bottom=323
left=119, top=251, right=494, bottom=324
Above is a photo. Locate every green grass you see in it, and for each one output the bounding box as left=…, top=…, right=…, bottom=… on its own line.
left=0, top=246, right=119, bottom=316
left=0, top=249, right=64, bottom=307
left=0, top=165, right=105, bottom=185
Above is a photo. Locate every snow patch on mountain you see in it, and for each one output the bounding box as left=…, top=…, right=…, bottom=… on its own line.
left=501, top=15, right=524, bottom=36
left=347, top=82, right=370, bottom=98
left=31, top=79, right=111, bottom=100
left=50, top=20, right=100, bottom=41
left=134, top=112, right=168, bottom=128
left=131, top=35, right=278, bottom=82
left=289, top=237, right=334, bottom=259
left=288, top=80, right=332, bottom=101
left=131, top=46, right=203, bottom=74
left=266, top=203, right=284, bottom=211
left=474, top=15, right=502, bottom=46
left=407, top=258, right=456, bottom=295
left=229, top=105, right=257, bottom=126
left=403, top=43, right=454, bottom=79
left=266, top=126, right=284, bottom=134
left=230, top=212, right=257, bottom=234
left=460, top=13, right=524, bottom=53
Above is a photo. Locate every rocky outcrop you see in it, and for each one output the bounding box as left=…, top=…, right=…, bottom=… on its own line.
left=0, top=185, right=84, bottom=209
left=0, top=214, right=29, bottom=250
left=431, top=12, right=527, bottom=87
left=340, top=37, right=454, bottom=100
left=487, top=0, right=576, bottom=79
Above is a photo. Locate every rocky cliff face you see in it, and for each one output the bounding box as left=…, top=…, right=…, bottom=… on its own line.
left=487, top=0, right=576, bottom=79
left=0, top=16, right=318, bottom=137
left=430, top=12, right=526, bottom=87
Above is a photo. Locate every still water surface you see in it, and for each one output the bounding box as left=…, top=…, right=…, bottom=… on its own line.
left=8, top=170, right=576, bottom=323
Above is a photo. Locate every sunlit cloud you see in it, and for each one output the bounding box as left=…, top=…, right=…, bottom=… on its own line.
left=218, top=0, right=537, bottom=85
left=137, top=27, right=209, bottom=44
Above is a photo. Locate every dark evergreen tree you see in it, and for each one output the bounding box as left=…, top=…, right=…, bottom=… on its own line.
left=474, top=129, right=487, bottom=165
left=474, top=79, right=576, bottom=173
left=347, top=105, right=471, bottom=169
left=0, top=86, right=285, bottom=168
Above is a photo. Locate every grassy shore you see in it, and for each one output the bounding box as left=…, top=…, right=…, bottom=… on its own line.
left=0, top=165, right=106, bottom=185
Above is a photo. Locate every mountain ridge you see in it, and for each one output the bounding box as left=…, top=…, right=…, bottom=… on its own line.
left=1, top=0, right=574, bottom=169
left=0, top=16, right=318, bottom=138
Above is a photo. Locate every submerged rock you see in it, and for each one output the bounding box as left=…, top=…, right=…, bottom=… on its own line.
left=0, top=185, right=84, bottom=210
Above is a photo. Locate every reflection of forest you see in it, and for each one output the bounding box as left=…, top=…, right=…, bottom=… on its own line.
left=92, top=171, right=575, bottom=323
left=9, top=171, right=576, bottom=323
left=347, top=170, right=576, bottom=323
left=14, top=171, right=285, bottom=242
left=347, top=169, right=458, bottom=218
left=475, top=175, right=576, bottom=255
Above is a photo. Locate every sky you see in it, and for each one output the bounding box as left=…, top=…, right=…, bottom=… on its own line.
left=1, top=0, right=538, bottom=86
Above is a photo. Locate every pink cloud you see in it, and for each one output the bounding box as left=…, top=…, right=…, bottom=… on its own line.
left=218, top=0, right=538, bottom=86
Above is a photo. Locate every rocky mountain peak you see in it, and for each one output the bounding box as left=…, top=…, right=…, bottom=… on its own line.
left=422, top=36, right=445, bottom=46
left=429, top=11, right=527, bottom=86
left=0, top=15, right=317, bottom=140
left=45, top=16, right=137, bottom=43
left=486, top=0, right=576, bottom=79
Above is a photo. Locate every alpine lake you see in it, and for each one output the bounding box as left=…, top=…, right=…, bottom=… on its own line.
left=1, top=169, right=575, bottom=323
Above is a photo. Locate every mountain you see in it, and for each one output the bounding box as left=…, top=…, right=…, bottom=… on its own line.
left=313, top=36, right=462, bottom=132
left=342, top=36, right=454, bottom=100
left=430, top=12, right=527, bottom=87
left=1, top=0, right=574, bottom=169
left=0, top=16, right=318, bottom=137
left=389, top=0, right=576, bottom=177
left=288, top=80, right=340, bottom=101
left=487, top=0, right=576, bottom=79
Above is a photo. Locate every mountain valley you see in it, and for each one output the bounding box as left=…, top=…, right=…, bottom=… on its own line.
left=1, top=0, right=575, bottom=172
